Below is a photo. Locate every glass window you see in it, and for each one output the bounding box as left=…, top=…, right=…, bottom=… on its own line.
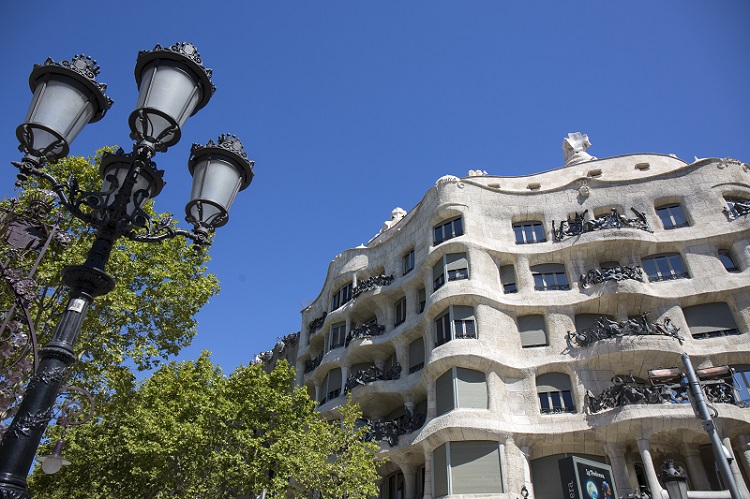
left=719, top=250, right=739, bottom=272
left=530, top=264, right=569, bottom=291
left=435, top=305, right=476, bottom=346
left=732, top=365, right=750, bottom=408
left=537, top=373, right=576, bottom=414
left=418, top=287, right=426, bottom=313
left=642, top=254, right=688, bottom=282
left=322, top=368, right=342, bottom=403
left=331, top=281, right=353, bottom=310
left=513, top=221, right=546, bottom=244
left=383, top=472, right=404, bottom=499
left=656, top=203, right=689, bottom=229
left=433, top=252, right=468, bottom=292
left=394, top=297, right=407, bottom=326
left=433, top=217, right=464, bottom=245
left=408, top=337, right=425, bottom=373
left=402, top=249, right=415, bottom=276
left=328, top=322, right=346, bottom=351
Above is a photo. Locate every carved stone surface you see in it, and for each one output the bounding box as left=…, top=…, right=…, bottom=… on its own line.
left=380, top=208, right=407, bottom=233
left=566, top=313, right=684, bottom=347
left=553, top=208, right=651, bottom=241
left=562, top=132, right=596, bottom=166
left=580, top=264, right=645, bottom=288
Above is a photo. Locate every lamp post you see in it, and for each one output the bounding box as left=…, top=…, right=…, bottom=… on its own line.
left=0, top=42, right=253, bottom=498
left=661, top=460, right=688, bottom=499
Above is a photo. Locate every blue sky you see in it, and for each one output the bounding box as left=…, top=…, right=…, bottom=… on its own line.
left=2, top=1, right=749, bottom=374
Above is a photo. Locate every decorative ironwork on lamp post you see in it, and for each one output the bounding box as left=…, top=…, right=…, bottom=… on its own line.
left=0, top=42, right=254, bottom=498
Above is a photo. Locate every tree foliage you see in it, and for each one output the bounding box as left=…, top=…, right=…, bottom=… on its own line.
left=29, top=355, right=383, bottom=498
left=0, top=149, right=219, bottom=426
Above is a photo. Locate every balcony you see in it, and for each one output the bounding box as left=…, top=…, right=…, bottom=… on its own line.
left=553, top=207, right=651, bottom=241
left=579, top=265, right=644, bottom=288
left=344, top=363, right=402, bottom=394
left=566, top=312, right=684, bottom=348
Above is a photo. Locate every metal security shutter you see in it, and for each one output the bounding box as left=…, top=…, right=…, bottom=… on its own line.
left=455, top=368, right=487, bottom=409
left=518, top=315, right=547, bottom=347
left=450, top=441, right=503, bottom=494
left=574, top=314, right=613, bottom=331
left=436, top=370, right=455, bottom=416
left=500, top=264, right=516, bottom=285
left=683, top=303, right=738, bottom=334
left=433, top=444, right=448, bottom=497
left=453, top=305, right=474, bottom=321
left=328, top=367, right=342, bottom=392
left=445, top=252, right=468, bottom=271
left=409, top=337, right=425, bottom=370
left=433, top=260, right=444, bottom=284
left=530, top=263, right=565, bottom=273
left=536, top=372, right=572, bottom=393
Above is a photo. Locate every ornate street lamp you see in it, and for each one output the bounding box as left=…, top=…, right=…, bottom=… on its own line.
left=661, top=460, right=688, bottom=499
left=0, top=42, right=253, bottom=498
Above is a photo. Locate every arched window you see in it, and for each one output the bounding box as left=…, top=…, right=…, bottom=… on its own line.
left=433, top=217, right=464, bottom=245
left=641, top=253, right=688, bottom=281
left=718, top=250, right=739, bottom=272
left=656, top=203, right=689, bottom=229
left=536, top=373, right=576, bottom=414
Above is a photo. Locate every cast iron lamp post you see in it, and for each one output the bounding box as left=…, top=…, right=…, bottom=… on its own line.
left=0, top=42, right=253, bottom=498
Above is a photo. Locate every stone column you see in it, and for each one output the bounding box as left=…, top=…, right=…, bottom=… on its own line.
left=314, top=383, right=321, bottom=403
left=486, top=371, right=500, bottom=412
left=401, top=464, right=417, bottom=499
left=738, top=435, right=750, bottom=490
left=723, top=436, right=750, bottom=496
left=423, top=446, right=433, bottom=499
left=636, top=437, right=663, bottom=498
left=515, top=254, right=531, bottom=292
left=679, top=442, right=710, bottom=491
left=519, top=444, right=535, bottom=498
left=604, top=442, right=634, bottom=496
left=340, top=365, right=349, bottom=395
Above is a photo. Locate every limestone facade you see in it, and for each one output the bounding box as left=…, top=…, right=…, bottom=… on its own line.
left=294, top=149, right=750, bottom=498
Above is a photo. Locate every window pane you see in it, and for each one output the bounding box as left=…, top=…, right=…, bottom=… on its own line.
left=562, top=390, right=574, bottom=410
left=514, top=225, right=524, bottom=244
left=523, top=224, right=535, bottom=243
left=719, top=251, right=738, bottom=271
left=533, top=223, right=546, bottom=242
left=539, top=393, right=551, bottom=412
left=667, top=255, right=685, bottom=275
left=453, top=217, right=463, bottom=236
left=549, top=391, right=562, bottom=410
left=642, top=258, right=657, bottom=278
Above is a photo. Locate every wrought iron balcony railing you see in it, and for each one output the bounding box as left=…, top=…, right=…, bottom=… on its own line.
left=343, top=363, right=402, bottom=394
left=553, top=208, right=651, bottom=241
left=566, top=312, right=684, bottom=348
left=580, top=265, right=644, bottom=288
left=362, top=408, right=427, bottom=447
left=345, top=322, right=385, bottom=347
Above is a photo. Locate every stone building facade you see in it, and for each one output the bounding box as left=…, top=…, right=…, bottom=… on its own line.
left=294, top=137, right=750, bottom=498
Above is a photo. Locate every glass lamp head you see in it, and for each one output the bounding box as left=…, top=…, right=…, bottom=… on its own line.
left=17, top=55, right=112, bottom=163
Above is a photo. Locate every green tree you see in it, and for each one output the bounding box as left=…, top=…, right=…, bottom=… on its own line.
left=29, top=354, right=383, bottom=498
left=0, top=149, right=219, bottom=424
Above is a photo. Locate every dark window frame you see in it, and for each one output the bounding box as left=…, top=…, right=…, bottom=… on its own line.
left=433, top=217, right=464, bottom=245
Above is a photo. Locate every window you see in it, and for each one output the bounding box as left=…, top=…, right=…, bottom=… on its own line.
left=418, top=287, right=426, bottom=313
left=719, top=250, right=739, bottom=272
left=656, top=203, right=689, bottom=229
left=409, top=337, right=425, bottom=373
left=725, top=196, right=750, bottom=218
left=513, top=221, right=546, bottom=244
left=732, top=365, right=750, bottom=408
left=518, top=315, right=547, bottom=347
left=435, top=305, right=476, bottom=346
left=321, top=368, right=342, bottom=404
left=642, top=254, right=688, bottom=282
left=433, top=217, right=464, bottom=245
left=530, top=263, right=569, bottom=291
left=402, top=249, right=415, bottom=276
left=683, top=302, right=739, bottom=339
left=500, top=264, right=517, bottom=294
left=433, top=252, right=468, bottom=291
left=433, top=441, right=503, bottom=496
left=536, top=373, right=576, bottom=414
left=328, top=322, right=346, bottom=351
left=331, top=282, right=353, bottom=310
left=436, top=367, right=488, bottom=415
left=382, top=471, right=404, bottom=499
left=394, top=297, right=407, bottom=326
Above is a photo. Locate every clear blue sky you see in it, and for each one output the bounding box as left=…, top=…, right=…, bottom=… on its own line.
left=2, top=1, right=749, bottom=374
